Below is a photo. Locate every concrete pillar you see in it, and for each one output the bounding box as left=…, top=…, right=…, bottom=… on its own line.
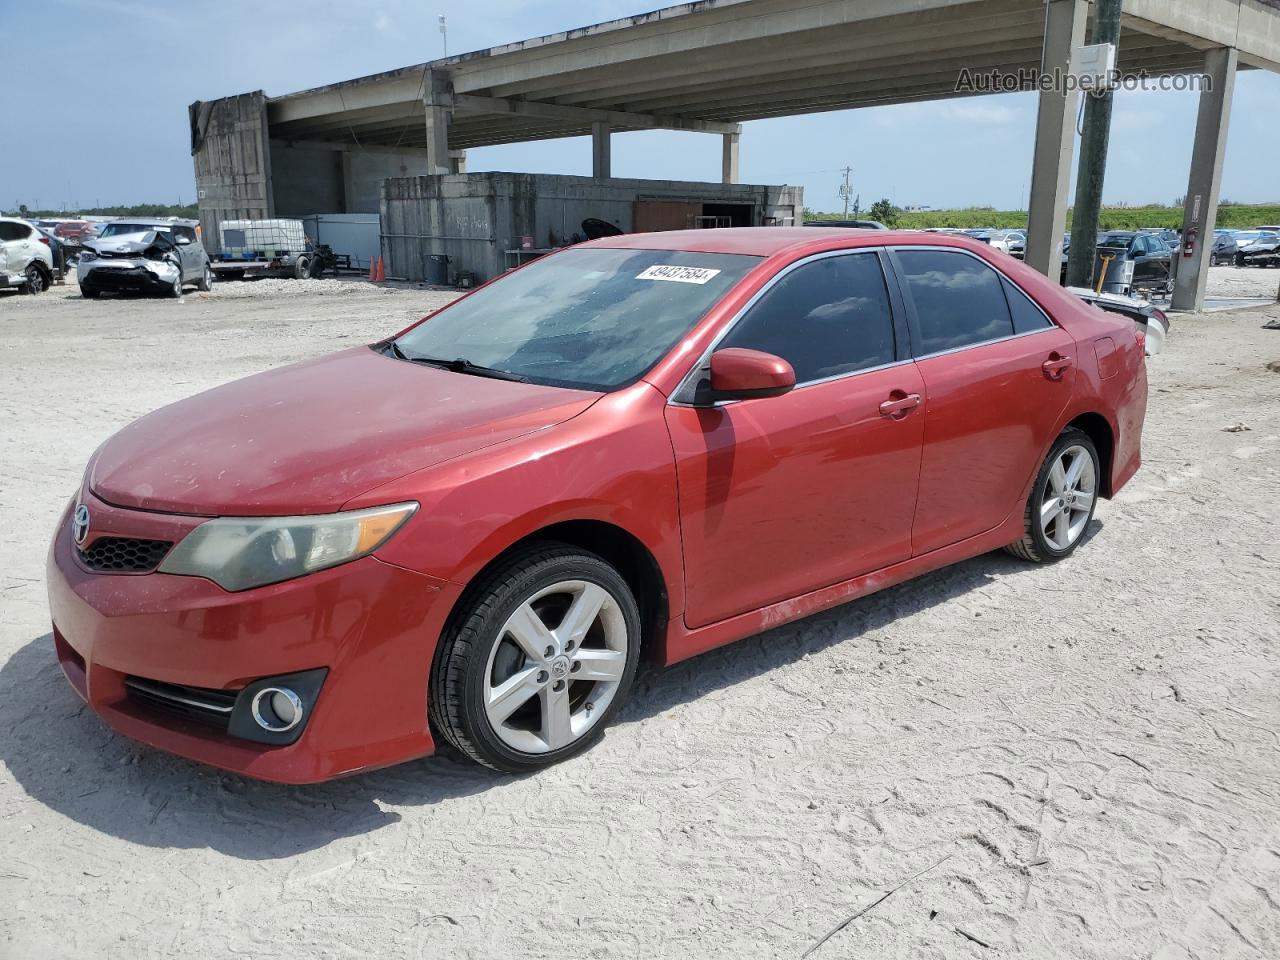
left=449, top=150, right=467, bottom=174
left=423, top=69, right=452, bottom=175
left=1172, top=47, right=1238, bottom=312
left=592, top=121, right=611, bottom=179
left=721, top=132, right=740, bottom=184
left=1025, top=0, right=1088, bottom=278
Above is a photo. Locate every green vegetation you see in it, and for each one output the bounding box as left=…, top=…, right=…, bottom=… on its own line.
left=1, top=203, right=199, bottom=220
left=805, top=203, right=1280, bottom=231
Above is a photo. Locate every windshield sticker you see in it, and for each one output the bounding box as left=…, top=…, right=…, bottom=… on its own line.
left=635, top=265, right=722, bottom=284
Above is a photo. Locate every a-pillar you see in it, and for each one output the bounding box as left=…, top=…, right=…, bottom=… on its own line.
left=1172, top=47, right=1238, bottom=312
left=592, top=121, right=611, bottom=179
left=1025, top=0, right=1088, bottom=277
left=721, top=132, right=740, bottom=184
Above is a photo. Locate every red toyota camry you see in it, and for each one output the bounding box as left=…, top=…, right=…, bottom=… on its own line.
left=48, top=228, right=1147, bottom=782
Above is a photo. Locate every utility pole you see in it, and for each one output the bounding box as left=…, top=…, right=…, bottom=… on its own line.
left=838, top=166, right=852, bottom=218
left=438, top=15, right=448, bottom=57
left=1066, top=0, right=1122, bottom=287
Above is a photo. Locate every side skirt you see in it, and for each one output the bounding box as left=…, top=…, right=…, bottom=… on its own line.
left=659, top=508, right=1027, bottom=667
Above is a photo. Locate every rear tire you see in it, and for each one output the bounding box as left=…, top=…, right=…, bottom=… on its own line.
left=430, top=543, right=641, bottom=773
left=1005, top=428, right=1100, bottom=563
left=294, top=256, right=311, bottom=279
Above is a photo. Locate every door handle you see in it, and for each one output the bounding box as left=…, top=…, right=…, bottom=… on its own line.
left=879, top=393, right=922, bottom=419
left=1042, top=353, right=1074, bottom=380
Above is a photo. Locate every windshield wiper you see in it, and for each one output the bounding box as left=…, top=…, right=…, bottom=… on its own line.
left=385, top=342, right=527, bottom=382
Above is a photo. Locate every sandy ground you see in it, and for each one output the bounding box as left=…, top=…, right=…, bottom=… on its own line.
left=1, top=272, right=1279, bottom=959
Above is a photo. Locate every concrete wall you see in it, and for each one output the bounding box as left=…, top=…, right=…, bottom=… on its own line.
left=270, top=141, right=435, bottom=217
left=380, top=172, right=803, bottom=282
left=190, top=92, right=274, bottom=255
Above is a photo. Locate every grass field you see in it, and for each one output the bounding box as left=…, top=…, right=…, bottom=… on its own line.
left=807, top=204, right=1280, bottom=231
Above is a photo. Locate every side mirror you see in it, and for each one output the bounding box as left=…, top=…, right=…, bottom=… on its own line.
left=705, top=348, right=796, bottom=403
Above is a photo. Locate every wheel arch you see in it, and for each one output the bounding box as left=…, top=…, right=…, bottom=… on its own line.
left=1064, top=411, right=1115, bottom=498
left=440, top=518, right=670, bottom=664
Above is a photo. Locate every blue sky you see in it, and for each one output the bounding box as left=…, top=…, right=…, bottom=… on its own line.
left=7, top=0, right=1278, bottom=212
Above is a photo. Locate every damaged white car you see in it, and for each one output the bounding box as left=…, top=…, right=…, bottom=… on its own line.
left=77, top=221, right=212, bottom=298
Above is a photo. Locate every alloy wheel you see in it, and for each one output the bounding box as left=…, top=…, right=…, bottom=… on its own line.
left=1040, top=443, right=1095, bottom=551
left=26, top=266, right=46, bottom=293
left=482, top=579, right=628, bottom=754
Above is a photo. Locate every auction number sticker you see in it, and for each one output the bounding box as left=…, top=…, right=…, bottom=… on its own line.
left=636, top=265, right=722, bottom=284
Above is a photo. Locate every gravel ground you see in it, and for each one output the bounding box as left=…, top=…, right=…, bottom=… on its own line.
left=1, top=273, right=1278, bottom=959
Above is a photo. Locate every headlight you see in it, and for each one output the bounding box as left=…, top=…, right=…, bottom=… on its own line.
left=157, top=502, right=417, bottom=591
left=79, top=250, right=97, bottom=262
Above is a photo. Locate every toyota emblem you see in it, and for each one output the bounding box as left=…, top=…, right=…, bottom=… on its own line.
left=72, top=504, right=91, bottom=546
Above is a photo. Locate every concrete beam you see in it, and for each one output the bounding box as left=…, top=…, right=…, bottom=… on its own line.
left=1026, top=0, right=1088, bottom=278
left=721, top=132, right=739, bottom=184
left=592, top=121, right=611, bottom=178
left=1172, top=46, right=1238, bottom=312
left=452, top=93, right=739, bottom=135
left=424, top=70, right=452, bottom=174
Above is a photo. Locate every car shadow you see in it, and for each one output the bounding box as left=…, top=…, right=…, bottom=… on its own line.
left=0, top=521, right=1100, bottom=861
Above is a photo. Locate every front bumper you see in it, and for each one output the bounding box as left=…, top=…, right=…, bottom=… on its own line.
left=78, top=258, right=178, bottom=294
left=47, top=493, right=461, bottom=783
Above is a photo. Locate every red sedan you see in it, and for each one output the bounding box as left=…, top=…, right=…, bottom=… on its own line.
left=47, top=228, right=1147, bottom=782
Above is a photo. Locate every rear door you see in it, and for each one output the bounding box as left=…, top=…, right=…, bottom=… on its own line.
left=892, top=247, right=1076, bottom=556
left=0, top=222, right=13, bottom=276
left=665, top=250, right=926, bottom=628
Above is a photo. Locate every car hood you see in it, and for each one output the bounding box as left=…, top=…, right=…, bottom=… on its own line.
left=86, top=232, right=160, bottom=255
left=89, top=347, right=600, bottom=516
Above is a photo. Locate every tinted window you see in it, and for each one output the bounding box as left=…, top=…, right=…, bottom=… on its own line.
left=0, top=222, right=32, bottom=241
left=395, top=247, right=759, bottom=391
left=1002, top=278, right=1053, bottom=334
left=174, top=226, right=198, bottom=244
left=718, top=253, right=896, bottom=382
left=897, top=250, right=1013, bottom=354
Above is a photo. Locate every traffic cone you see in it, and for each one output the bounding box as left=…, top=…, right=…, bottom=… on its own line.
left=368, top=257, right=377, bottom=281
left=375, top=257, right=386, bottom=282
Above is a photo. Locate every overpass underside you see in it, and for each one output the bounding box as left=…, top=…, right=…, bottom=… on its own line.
left=191, top=0, right=1280, bottom=308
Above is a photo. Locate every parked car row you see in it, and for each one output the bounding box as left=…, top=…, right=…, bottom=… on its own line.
left=1212, top=226, right=1280, bottom=266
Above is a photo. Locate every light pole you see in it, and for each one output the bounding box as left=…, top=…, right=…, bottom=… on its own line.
left=438, top=15, right=448, bottom=57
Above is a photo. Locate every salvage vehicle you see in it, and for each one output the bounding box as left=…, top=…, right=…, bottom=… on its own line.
left=0, top=217, right=55, bottom=294
left=1095, top=231, right=1173, bottom=296
left=1067, top=286, right=1169, bottom=356
left=77, top=220, right=212, bottom=298
left=1210, top=228, right=1240, bottom=265
left=48, top=229, right=1147, bottom=782
left=1235, top=229, right=1280, bottom=267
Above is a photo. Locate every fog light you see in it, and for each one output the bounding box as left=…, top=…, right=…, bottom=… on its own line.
left=250, top=686, right=304, bottom=733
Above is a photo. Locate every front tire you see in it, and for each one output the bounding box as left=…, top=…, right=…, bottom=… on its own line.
left=197, top=264, right=213, bottom=292
left=430, top=543, right=641, bottom=773
left=1005, top=428, right=1100, bottom=563
left=23, top=263, right=48, bottom=294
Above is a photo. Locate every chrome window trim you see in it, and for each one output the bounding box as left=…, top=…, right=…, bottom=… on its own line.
left=911, top=325, right=1057, bottom=363
left=668, top=247, right=901, bottom=406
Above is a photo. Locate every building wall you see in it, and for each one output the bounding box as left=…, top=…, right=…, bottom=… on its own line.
left=380, top=172, right=803, bottom=282
left=270, top=142, right=436, bottom=217
left=190, top=92, right=274, bottom=256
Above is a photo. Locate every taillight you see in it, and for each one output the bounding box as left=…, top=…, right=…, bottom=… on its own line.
left=1134, top=325, right=1147, bottom=351
left=38, top=236, right=50, bottom=245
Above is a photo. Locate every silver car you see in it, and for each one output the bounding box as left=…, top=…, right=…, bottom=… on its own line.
left=77, top=220, right=213, bottom=298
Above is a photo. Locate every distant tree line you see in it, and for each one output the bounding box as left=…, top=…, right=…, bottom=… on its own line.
left=1, top=203, right=199, bottom=219
left=805, top=203, right=1280, bottom=231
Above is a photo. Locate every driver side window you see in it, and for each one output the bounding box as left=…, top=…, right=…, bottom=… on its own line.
left=718, top=253, right=897, bottom=384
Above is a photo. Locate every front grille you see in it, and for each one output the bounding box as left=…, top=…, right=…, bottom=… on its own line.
left=77, top=536, right=172, bottom=572
left=124, top=676, right=238, bottom=726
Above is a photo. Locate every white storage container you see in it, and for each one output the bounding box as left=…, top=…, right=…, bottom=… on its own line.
left=219, top=219, right=309, bottom=259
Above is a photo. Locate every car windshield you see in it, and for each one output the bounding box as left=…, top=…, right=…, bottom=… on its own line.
left=1098, top=233, right=1134, bottom=247
left=100, top=222, right=171, bottom=237
left=393, top=247, right=760, bottom=391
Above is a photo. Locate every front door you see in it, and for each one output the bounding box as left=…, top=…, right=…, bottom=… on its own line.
left=665, top=251, right=925, bottom=629
left=892, top=248, right=1077, bottom=555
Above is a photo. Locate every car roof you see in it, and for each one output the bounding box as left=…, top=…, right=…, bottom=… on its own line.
left=586, top=226, right=943, bottom=257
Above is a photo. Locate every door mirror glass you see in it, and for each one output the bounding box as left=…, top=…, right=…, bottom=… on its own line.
left=704, top=348, right=795, bottom=403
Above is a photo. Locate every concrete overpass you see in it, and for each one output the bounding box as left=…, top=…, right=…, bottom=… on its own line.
left=191, top=0, right=1280, bottom=308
